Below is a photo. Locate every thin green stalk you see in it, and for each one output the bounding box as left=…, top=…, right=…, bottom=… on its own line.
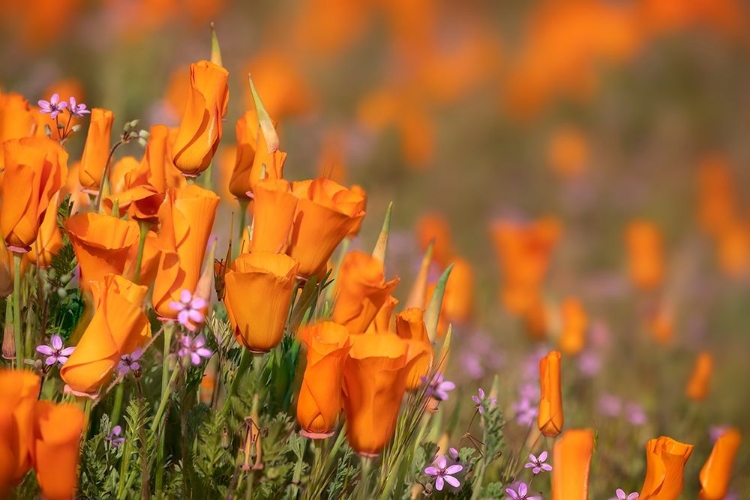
left=13, top=254, right=23, bottom=369
left=94, top=140, right=125, bottom=212
left=219, top=349, right=251, bottom=418
left=161, top=324, right=174, bottom=398
left=111, top=383, right=125, bottom=425
left=82, top=399, right=93, bottom=438
left=133, top=221, right=149, bottom=283
left=357, top=456, right=372, bottom=500
left=236, top=199, right=250, bottom=257
left=154, top=334, right=178, bottom=497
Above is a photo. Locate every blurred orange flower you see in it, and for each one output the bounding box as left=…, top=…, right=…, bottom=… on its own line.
left=65, top=213, right=140, bottom=289
left=332, top=251, right=400, bottom=334
left=1, top=137, right=68, bottom=252
left=61, top=274, right=150, bottom=393
left=172, top=61, right=229, bottom=177
left=79, top=108, right=114, bottom=193
left=342, top=333, right=409, bottom=456
left=244, top=50, right=315, bottom=120
left=548, top=126, right=589, bottom=177
left=699, top=428, right=741, bottom=500
left=416, top=213, right=454, bottom=268
left=224, top=252, right=299, bottom=353
left=558, top=297, right=587, bottom=355
left=640, top=436, right=694, bottom=500
left=31, top=401, right=85, bottom=500
left=552, top=428, right=595, bottom=500
left=291, top=0, right=371, bottom=58
left=538, top=350, right=564, bottom=437
left=696, top=155, right=737, bottom=237
left=287, top=178, right=366, bottom=277
left=0, top=370, right=40, bottom=494
left=686, top=352, right=713, bottom=401
left=626, top=220, right=664, bottom=291
left=716, top=221, right=750, bottom=278
left=297, top=322, right=352, bottom=438
left=152, top=184, right=219, bottom=319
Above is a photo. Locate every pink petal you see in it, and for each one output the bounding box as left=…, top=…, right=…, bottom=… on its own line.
left=444, top=475, right=460, bottom=488
left=435, top=476, right=444, bottom=491
left=444, top=465, right=462, bottom=475
left=538, top=451, right=548, bottom=462
left=51, top=335, right=63, bottom=350
left=191, top=298, right=206, bottom=310
left=423, top=467, right=438, bottom=476
left=60, top=347, right=76, bottom=356
left=36, top=345, right=55, bottom=356
left=180, top=289, right=192, bottom=304
left=169, top=301, right=185, bottom=312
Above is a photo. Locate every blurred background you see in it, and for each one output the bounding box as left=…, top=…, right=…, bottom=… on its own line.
left=2, top=0, right=750, bottom=496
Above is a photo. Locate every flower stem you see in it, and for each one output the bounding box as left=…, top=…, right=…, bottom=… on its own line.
left=219, top=348, right=252, bottom=418
left=94, top=139, right=125, bottom=212
left=13, top=253, right=23, bottom=369
left=236, top=199, right=250, bottom=257
left=161, top=323, right=174, bottom=398
left=357, top=456, right=372, bottom=500
left=133, top=221, right=149, bottom=284
left=111, top=383, right=125, bottom=425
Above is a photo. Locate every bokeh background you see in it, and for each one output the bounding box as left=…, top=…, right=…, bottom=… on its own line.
left=2, top=0, right=750, bottom=497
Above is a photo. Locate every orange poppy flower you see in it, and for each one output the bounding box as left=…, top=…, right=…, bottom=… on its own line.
left=365, top=296, right=398, bottom=335
left=538, top=350, right=564, bottom=437
left=172, top=61, right=229, bottom=177
left=558, top=297, right=587, bottom=355
left=552, top=429, right=595, bottom=500
left=104, top=184, right=164, bottom=223
left=287, top=178, right=366, bottom=277
left=108, top=156, right=141, bottom=196
left=152, top=185, right=219, bottom=319
left=548, top=125, right=589, bottom=177
left=61, top=274, right=151, bottom=393
left=626, top=220, right=664, bottom=290
left=716, top=221, right=750, bottom=278
left=224, top=252, right=300, bottom=353
left=0, top=369, right=40, bottom=494
left=31, top=401, right=85, bottom=500
left=342, top=333, right=409, bottom=456
left=332, top=251, right=400, bottom=334
left=1, top=136, right=68, bottom=252
left=696, top=155, right=737, bottom=237
left=395, top=308, right=433, bottom=390
left=686, top=352, right=713, bottom=401
left=640, top=436, right=694, bottom=499
left=64, top=213, right=140, bottom=289
left=699, top=428, right=742, bottom=500
left=523, top=296, right=549, bottom=340
left=297, top=322, right=352, bottom=438
left=416, top=213, right=454, bottom=268
left=25, top=191, right=62, bottom=268
left=139, top=125, right=186, bottom=193
left=244, top=50, right=315, bottom=120
left=0, top=92, right=37, bottom=170
left=79, top=108, right=114, bottom=193
left=249, top=179, right=298, bottom=254
left=229, top=110, right=286, bottom=199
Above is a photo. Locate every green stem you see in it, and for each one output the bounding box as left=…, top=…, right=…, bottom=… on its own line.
left=154, top=325, right=176, bottom=496
left=82, top=399, right=93, bottom=439
left=219, top=349, right=252, bottom=418
left=13, top=254, right=23, bottom=369
left=357, top=456, right=372, bottom=500
left=111, top=383, right=125, bottom=425
left=94, top=139, right=126, bottom=212
left=236, top=198, right=250, bottom=257
left=133, top=221, right=149, bottom=284
left=161, top=324, right=174, bottom=398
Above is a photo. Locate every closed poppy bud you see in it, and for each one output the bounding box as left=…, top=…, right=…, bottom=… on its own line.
left=342, top=333, right=409, bottom=456
left=250, top=179, right=298, bottom=254
left=139, top=125, right=186, bottom=193
left=0, top=369, right=40, bottom=495
left=640, top=436, right=694, bottom=500
left=558, top=297, right=587, bottom=355
left=416, top=213, right=453, bottom=268
left=699, top=428, right=741, bottom=500
left=2, top=137, right=67, bottom=252
left=229, top=111, right=286, bottom=199
left=626, top=220, right=663, bottom=290
left=523, top=296, right=549, bottom=340
left=395, top=308, right=433, bottom=390
left=25, top=191, right=63, bottom=268
left=31, top=401, right=85, bottom=500
left=297, top=322, right=352, bottom=438
left=538, top=350, right=564, bottom=437
left=547, top=126, right=589, bottom=178
left=288, top=178, right=366, bottom=276
left=686, top=352, right=713, bottom=401
left=172, top=61, right=229, bottom=177
left=79, top=108, right=115, bottom=193
left=365, top=295, right=398, bottom=334
left=332, top=251, right=399, bottom=333
left=697, top=155, right=736, bottom=237
left=152, top=185, right=219, bottom=319
left=224, top=252, right=299, bottom=352
left=65, top=213, right=140, bottom=289
left=441, top=257, right=475, bottom=325
left=0, top=238, right=12, bottom=297
left=552, top=429, right=595, bottom=500
left=716, top=222, right=750, bottom=278
left=61, top=274, right=151, bottom=393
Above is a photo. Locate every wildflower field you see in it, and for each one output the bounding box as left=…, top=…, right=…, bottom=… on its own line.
left=1, top=1, right=749, bottom=499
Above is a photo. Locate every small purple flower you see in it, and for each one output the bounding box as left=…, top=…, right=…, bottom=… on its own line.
left=68, top=96, right=90, bottom=116
left=598, top=394, right=622, bottom=417
left=448, top=447, right=459, bottom=460
left=518, top=382, right=539, bottom=401
left=577, top=350, right=601, bottom=377
left=421, top=372, right=456, bottom=401
left=424, top=455, right=463, bottom=491
left=625, top=402, right=647, bottom=426
left=709, top=426, right=728, bottom=442
left=178, top=335, right=212, bottom=366
left=169, top=289, right=206, bottom=332
left=524, top=451, right=552, bottom=474
left=459, top=351, right=484, bottom=380
left=118, top=348, right=143, bottom=376
left=505, top=482, right=541, bottom=500
left=106, top=425, right=125, bottom=447
left=609, top=489, right=639, bottom=500
left=36, top=335, right=75, bottom=367
left=512, top=398, right=538, bottom=426
left=37, top=93, right=67, bottom=119
left=472, top=388, right=497, bottom=415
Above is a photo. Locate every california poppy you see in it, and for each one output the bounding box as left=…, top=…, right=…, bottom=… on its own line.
left=394, top=308, right=433, bottom=390
left=250, top=179, right=298, bottom=254
left=699, top=428, right=741, bottom=500
left=138, top=124, right=186, bottom=193
left=25, top=191, right=62, bottom=268
left=79, top=108, right=114, bottom=193
left=626, top=220, right=664, bottom=290
left=558, top=297, right=587, bottom=355
left=538, top=350, right=564, bottom=437
left=639, top=436, right=694, bottom=500
left=0, top=369, right=40, bottom=495
left=229, top=110, right=286, bottom=199
left=552, top=429, right=595, bottom=500
left=686, top=352, right=714, bottom=401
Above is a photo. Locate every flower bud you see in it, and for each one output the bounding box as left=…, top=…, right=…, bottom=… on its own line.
left=2, top=321, right=15, bottom=359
